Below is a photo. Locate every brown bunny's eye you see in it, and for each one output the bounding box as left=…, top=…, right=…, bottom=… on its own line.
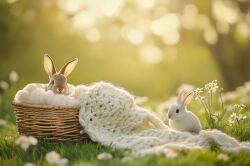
left=176, top=109, right=179, bottom=113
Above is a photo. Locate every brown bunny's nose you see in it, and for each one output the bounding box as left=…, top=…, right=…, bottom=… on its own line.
left=57, top=87, right=64, bottom=94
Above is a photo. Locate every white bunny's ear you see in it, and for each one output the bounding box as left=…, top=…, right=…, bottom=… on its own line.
left=177, top=90, right=194, bottom=107
left=177, top=91, right=184, bottom=105
left=183, top=91, right=194, bottom=106
left=59, top=58, right=78, bottom=77
left=44, top=54, right=57, bottom=77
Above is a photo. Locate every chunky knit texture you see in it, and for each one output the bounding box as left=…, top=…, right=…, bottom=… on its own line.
left=78, top=82, right=250, bottom=156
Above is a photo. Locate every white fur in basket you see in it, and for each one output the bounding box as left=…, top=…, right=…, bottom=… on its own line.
left=14, top=83, right=87, bottom=106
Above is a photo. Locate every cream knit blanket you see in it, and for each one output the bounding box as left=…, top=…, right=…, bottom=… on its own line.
left=79, top=82, right=250, bottom=156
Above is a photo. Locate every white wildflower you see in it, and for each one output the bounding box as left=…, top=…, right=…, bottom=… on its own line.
left=121, top=156, right=133, bottom=162
left=163, top=149, right=178, bottom=159
left=238, top=114, right=247, bottom=120
left=204, top=80, right=219, bottom=93
left=15, top=135, right=38, bottom=151
left=0, top=81, right=9, bottom=90
left=217, top=153, right=229, bottom=161
left=194, top=88, right=203, bottom=94
left=194, top=88, right=204, bottom=100
left=97, top=152, right=113, bottom=160
left=0, top=119, right=7, bottom=126
left=234, top=104, right=246, bottom=111
left=46, top=151, right=68, bottom=166
left=228, top=113, right=247, bottom=125
left=227, top=104, right=246, bottom=112
left=213, top=113, right=219, bottom=123
left=9, top=70, right=19, bottom=82
left=24, top=162, right=35, bottom=166
left=228, top=113, right=237, bottom=125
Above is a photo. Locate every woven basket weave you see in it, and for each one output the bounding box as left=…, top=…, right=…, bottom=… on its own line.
left=12, top=102, right=89, bottom=142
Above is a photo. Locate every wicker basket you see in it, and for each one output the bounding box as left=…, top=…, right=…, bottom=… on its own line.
left=12, top=102, right=89, bottom=142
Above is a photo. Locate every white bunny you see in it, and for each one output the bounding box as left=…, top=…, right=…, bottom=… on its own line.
left=168, top=91, right=202, bottom=133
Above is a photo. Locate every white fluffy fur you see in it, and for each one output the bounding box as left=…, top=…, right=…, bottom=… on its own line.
left=168, top=92, right=201, bottom=133
left=14, top=83, right=86, bottom=106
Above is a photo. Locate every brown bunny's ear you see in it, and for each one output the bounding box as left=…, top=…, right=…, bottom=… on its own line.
left=59, top=58, right=78, bottom=77
left=44, top=54, right=57, bottom=77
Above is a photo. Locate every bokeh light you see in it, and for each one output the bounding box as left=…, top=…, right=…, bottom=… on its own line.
left=1, top=0, right=250, bottom=99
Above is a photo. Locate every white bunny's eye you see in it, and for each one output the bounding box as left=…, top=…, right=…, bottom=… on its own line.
left=176, top=109, right=179, bottom=113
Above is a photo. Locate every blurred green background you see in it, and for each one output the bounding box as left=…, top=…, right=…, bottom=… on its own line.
left=0, top=0, right=249, bottom=100
left=0, top=2, right=250, bottom=165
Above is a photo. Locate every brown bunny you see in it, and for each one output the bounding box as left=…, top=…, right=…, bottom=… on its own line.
left=44, top=54, right=78, bottom=95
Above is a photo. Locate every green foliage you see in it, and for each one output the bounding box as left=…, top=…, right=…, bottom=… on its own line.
left=194, top=80, right=249, bottom=137
left=194, top=80, right=225, bottom=128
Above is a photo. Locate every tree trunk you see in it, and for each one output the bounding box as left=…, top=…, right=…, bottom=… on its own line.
left=209, top=34, right=250, bottom=90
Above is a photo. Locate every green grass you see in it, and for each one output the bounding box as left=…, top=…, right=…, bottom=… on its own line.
left=0, top=111, right=250, bottom=166
left=0, top=132, right=250, bottom=166
left=1, top=123, right=250, bottom=166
